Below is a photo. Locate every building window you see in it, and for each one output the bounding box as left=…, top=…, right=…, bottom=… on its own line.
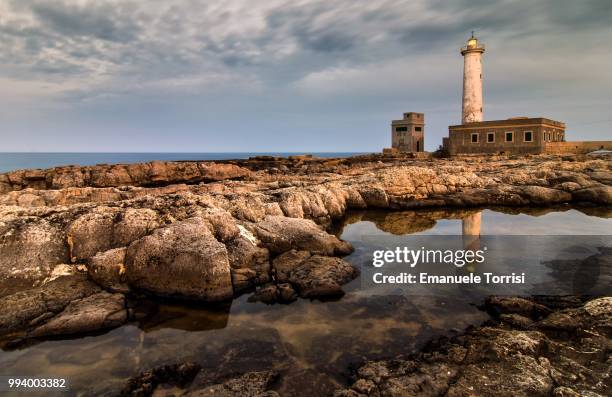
left=487, top=132, right=495, bottom=143
left=505, top=131, right=514, bottom=142
left=415, top=126, right=422, bottom=132
left=524, top=131, right=533, bottom=142
left=471, top=133, right=479, bottom=143
left=396, top=126, right=407, bottom=132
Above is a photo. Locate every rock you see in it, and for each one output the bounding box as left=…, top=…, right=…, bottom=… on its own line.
left=254, top=215, right=353, bottom=255
left=67, top=206, right=120, bottom=261
left=28, top=292, right=128, bottom=337
left=572, top=186, right=612, bottom=205
left=183, top=371, right=278, bottom=397
left=485, top=296, right=552, bottom=319
left=0, top=274, right=101, bottom=334
left=0, top=218, right=69, bottom=283
left=338, top=296, right=611, bottom=397
left=499, top=312, right=534, bottom=329
left=584, top=297, right=612, bottom=317
left=247, top=283, right=297, bottom=304
left=125, top=217, right=233, bottom=301
left=248, top=285, right=279, bottom=304
left=272, top=249, right=311, bottom=282
left=226, top=234, right=270, bottom=291
left=513, top=185, right=572, bottom=204
left=288, top=255, right=358, bottom=298
left=277, top=283, right=298, bottom=302
left=120, top=362, right=201, bottom=397
left=112, top=208, right=160, bottom=247
left=88, top=247, right=129, bottom=293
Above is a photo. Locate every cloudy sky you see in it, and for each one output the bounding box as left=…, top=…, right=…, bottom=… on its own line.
left=1, top=0, right=610, bottom=152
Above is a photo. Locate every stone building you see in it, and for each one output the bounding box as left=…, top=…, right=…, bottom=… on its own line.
left=445, top=117, right=566, bottom=155
left=390, top=112, right=425, bottom=153
left=442, top=34, right=611, bottom=155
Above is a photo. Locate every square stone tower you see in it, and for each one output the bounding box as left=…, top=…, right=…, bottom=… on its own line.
left=391, top=112, right=425, bottom=152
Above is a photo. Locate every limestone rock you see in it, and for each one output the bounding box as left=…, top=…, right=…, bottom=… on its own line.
left=28, top=292, right=128, bottom=337
left=88, top=247, right=129, bottom=293
left=125, top=217, right=233, bottom=301
left=0, top=274, right=101, bottom=334
left=572, top=186, right=612, bottom=205
left=288, top=255, right=359, bottom=298
left=67, top=206, right=120, bottom=261
left=253, top=215, right=353, bottom=255
left=0, top=218, right=70, bottom=284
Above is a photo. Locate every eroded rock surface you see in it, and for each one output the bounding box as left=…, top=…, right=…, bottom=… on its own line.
left=336, top=296, right=612, bottom=397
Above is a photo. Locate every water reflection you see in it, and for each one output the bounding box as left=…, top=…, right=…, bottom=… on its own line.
left=0, top=206, right=610, bottom=396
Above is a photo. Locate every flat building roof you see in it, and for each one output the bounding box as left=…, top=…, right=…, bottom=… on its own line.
left=449, top=117, right=565, bottom=129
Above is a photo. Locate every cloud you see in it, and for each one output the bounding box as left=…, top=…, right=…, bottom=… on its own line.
left=0, top=0, right=610, bottom=151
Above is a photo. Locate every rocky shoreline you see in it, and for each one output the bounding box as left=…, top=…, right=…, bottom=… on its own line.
left=0, top=153, right=610, bottom=396
left=0, top=153, right=611, bottom=341
left=115, top=295, right=611, bottom=397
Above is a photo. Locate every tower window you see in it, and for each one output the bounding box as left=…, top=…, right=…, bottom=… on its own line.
left=524, top=131, right=533, bottom=142
left=471, top=133, right=479, bottom=143
left=395, top=126, right=407, bottom=132
left=487, top=132, right=495, bottom=143
left=415, top=127, right=422, bottom=132
left=505, top=131, right=514, bottom=142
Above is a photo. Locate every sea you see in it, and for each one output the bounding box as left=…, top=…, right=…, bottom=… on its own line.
left=0, top=152, right=367, bottom=173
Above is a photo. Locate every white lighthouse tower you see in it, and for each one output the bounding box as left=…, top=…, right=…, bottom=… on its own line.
left=460, top=32, right=485, bottom=123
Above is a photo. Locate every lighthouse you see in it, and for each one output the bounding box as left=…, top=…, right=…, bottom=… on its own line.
left=460, top=32, right=485, bottom=123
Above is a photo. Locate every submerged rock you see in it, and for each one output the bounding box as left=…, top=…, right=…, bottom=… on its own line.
left=337, top=296, right=611, bottom=397
left=121, top=364, right=278, bottom=397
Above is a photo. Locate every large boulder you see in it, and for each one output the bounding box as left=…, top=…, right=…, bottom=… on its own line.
left=125, top=217, right=233, bottom=301
left=253, top=215, right=353, bottom=255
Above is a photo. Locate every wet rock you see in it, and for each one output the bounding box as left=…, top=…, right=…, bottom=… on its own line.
left=288, top=255, right=359, bottom=298
left=484, top=296, right=552, bottom=319
left=183, top=370, right=278, bottom=397
left=248, top=285, right=279, bottom=304
left=253, top=215, right=353, bottom=255
left=120, top=362, right=201, bottom=397
left=277, top=283, right=298, bottom=302
left=513, top=185, right=572, bottom=204
left=28, top=291, right=128, bottom=337
left=88, top=247, right=130, bottom=293
left=271, top=249, right=311, bottom=282
left=338, top=297, right=611, bottom=397
left=125, top=217, right=233, bottom=301
left=572, top=186, right=612, bottom=205
left=248, top=283, right=297, bottom=304
left=499, top=313, right=535, bottom=329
